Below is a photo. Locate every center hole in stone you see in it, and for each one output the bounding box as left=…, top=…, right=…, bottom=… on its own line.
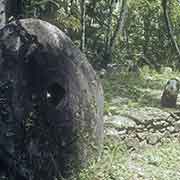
left=46, top=83, right=65, bottom=106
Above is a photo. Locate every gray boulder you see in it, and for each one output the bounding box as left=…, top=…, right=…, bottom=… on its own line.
left=0, top=19, right=104, bottom=179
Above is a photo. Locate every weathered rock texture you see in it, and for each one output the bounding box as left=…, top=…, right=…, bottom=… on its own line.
left=0, top=19, right=104, bottom=179
left=105, top=108, right=180, bottom=149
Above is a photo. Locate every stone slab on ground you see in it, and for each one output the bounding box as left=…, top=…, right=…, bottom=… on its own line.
left=105, top=107, right=180, bottom=147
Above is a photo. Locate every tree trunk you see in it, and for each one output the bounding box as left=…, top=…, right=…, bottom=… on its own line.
left=0, top=0, right=24, bottom=28
left=0, top=0, right=7, bottom=29
left=143, top=13, right=151, bottom=59
left=162, top=0, right=180, bottom=63
left=6, top=0, right=23, bottom=19
left=80, top=0, right=86, bottom=52
left=103, top=0, right=115, bottom=67
left=103, top=0, right=128, bottom=67
left=0, top=19, right=104, bottom=180
left=110, top=0, right=128, bottom=49
left=124, top=28, right=132, bottom=60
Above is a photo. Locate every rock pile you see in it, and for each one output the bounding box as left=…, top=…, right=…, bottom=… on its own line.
left=105, top=107, right=180, bottom=148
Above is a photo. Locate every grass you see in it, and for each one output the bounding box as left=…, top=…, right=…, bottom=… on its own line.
left=79, top=138, right=180, bottom=180
left=78, top=67, right=180, bottom=180
left=103, top=67, right=180, bottom=114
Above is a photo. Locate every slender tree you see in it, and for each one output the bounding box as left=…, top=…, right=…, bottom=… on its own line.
left=162, top=0, right=180, bottom=62
left=103, top=0, right=115, bottom=67
left=103, top=0, right=128, bottom=67
left=110, top=0, right=128, bottom=50
left=80, top=0, right=86, bottom=52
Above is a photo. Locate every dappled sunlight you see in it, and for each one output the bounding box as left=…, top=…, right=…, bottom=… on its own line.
left=93, top=69, right=180, bottom=180
left=103, top=69, right=180, bottom=112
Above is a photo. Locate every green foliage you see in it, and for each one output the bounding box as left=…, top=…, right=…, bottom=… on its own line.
left=104, top=100, right=111, bottom=115
left=24, top=0, right=60, bottom=17
left=77, top=67, right=180, bottom=180
left=78, top=138, right=180, bottom=180
left=22, top=0, right=180, bottom=68
left=78, top=138, right=130, bottom=180
left=103, top=67, right=180, bottom=113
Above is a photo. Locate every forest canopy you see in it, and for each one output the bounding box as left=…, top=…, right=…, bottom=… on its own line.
left=5, top=0, right=180, bottom=69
